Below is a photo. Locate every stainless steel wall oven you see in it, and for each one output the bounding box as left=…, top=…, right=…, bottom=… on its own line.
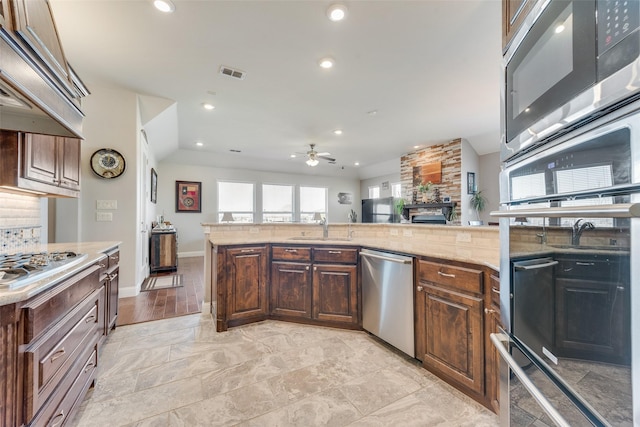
left=493, top=101, right=640, bottom=426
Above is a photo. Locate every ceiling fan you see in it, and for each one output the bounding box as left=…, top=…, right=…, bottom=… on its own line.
left=304, top=144, right=336, bottom=167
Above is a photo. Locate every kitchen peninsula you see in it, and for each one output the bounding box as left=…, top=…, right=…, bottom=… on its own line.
left=202, top=222, right=501, bottom=411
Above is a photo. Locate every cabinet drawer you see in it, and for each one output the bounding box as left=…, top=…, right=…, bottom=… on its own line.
left=555, top=257, right=625, bottom=281
left=107, top=250, right=120, bottom=270
left=24, top=287, right=103, bottom=421
left=272, top=246, right=312, bottom=262
left=418, top=260, right=483, bottom=294
left=489, top=273, right=500, bottom=307
left=22, top=264, right=101, bottom=344
left=30, top=344, right=98, bottom=427
left=313, top=247, right=358, bottom=264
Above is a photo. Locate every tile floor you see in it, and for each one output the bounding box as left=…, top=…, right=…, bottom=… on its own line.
left=70, top=314, right=499, bottom=426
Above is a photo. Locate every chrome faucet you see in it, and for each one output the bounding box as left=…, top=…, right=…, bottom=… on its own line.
left=320, top=217, right=329, bottom=239
left=571, top=219, right=595, bottom=245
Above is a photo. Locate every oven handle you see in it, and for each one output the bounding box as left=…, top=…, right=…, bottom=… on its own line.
left=490, top=203, right=640, bottom=218
left=514, top=260, right=558, bottom=271
left=490, top=333, right=571, bottom=427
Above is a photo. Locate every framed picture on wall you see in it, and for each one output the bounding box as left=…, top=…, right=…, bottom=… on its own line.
left=176, top=181, right=202, bottom=212
left=150, top=168, right=157, bottom=204
left=467, top=172, right=477, bottom=194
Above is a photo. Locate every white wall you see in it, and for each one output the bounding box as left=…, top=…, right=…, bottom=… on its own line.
left=359, top=172, right=401, bottom=200
left=478, top=151, right=501, bottom=224
left=53, top=82, right=140, bottom=296
left=155, top=162, right=361, bottom=254
left=460, top=139, right=480, bottom=224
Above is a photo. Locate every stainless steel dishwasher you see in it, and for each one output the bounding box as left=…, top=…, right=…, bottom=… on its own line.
left=360, top=248, right=414, bottom=357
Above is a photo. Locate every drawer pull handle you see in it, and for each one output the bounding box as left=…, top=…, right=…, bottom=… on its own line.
left=491, top=287, right=500, bottom=294
left=50, top=348, right=66, bottom=363
left=314, top=266, right=317, bottom=271
left=284, top=249, right=298, bottom=253
left=437, top=271, right=456, bottom=278
left=241, top=249, right=254, bottom=253
left=85, top=315, right=97, bottom=323
left=99, top=263, right=106, bottom=268
left=575, top=262, right=596, bottom=266
left=84, top=361, right=96, bottom=373
left=328, top=251, right=342, bottom=254
left=306, top=266, right=310, bottom=270
left=484, top=308, right=496, bottom=314
left=49, top=410, right=65, bottom=427
left=109, top=273, right=119, bottom=280
left=109, top=256, right=118, bottom=260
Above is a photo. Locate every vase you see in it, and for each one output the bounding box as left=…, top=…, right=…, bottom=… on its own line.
left=421, top=192, right=430, bottom=203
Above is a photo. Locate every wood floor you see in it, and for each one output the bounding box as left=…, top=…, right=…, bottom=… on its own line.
left=117, top=256, right=204, bottom=326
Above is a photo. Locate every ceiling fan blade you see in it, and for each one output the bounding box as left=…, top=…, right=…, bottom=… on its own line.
left=318, top=155, right=336, bottom=162
left=316, top=152, right=331, bottom=156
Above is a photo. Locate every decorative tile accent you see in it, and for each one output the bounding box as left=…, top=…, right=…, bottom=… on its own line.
left=0, top=192, right=42, bottom=255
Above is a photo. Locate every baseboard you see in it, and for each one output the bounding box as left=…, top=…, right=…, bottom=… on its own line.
left=119, top=285, right=139, bottom=298
left=202, top=301, right=211, bottom=315
left=178, top=251, right=204, bottom=258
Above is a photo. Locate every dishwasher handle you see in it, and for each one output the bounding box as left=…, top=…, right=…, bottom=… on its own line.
left=359, top=251, right=413, bottom=264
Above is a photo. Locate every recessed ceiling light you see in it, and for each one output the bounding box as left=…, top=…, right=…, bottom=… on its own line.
left=153, top=0, right=175, bottom=13
left=290, top=154, right=296, bottom=158
left=195, top=142, right=204, bottom=147
left=333, top=129, right=343, bottom=135
left=319, top=57, right=335, bottom=69
left=327, top=4, right=348, bottom=22
left=203, top=103, right=215, bottom=110
left=354, top=162, right=360, bottom=166
left=413, top=145, right=420, bottom=149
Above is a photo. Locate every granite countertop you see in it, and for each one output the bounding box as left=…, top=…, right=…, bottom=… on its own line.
left=208, top=236, right=500, bottom=272
left=0, top=241, right=121, bottom=306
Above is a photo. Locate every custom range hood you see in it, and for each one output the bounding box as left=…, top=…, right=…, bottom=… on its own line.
left=0, top=2, right=87, bottom=138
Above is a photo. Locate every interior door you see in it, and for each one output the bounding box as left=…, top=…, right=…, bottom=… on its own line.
left=138, top=131, right=150, bottom=287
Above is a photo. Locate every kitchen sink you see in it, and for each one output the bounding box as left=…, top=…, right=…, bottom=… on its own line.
left=288, top=236, right=352, bottom=242
left=550, top=244, right=629, bottom=252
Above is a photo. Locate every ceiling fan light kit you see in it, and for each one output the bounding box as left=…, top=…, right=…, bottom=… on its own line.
left=306, top=158, right=319, bottom=167
left=327, top=4, right=348, bottom=21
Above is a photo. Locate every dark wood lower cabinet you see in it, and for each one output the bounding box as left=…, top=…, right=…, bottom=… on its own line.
left=312, top=263, right=358, bottom=324
left=421, top=284, right=484, bottom=394
left=270, top=261, right=312, bottom=318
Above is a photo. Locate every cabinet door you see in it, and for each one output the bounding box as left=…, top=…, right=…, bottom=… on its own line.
left=312, top=264, right=358, bottom=324
left=107, top=267, right=119, bottom=332
left=23, top=133, right=58, bottom=185
left=270, top=262, right=312, bottom=318
left=58, top=137, right=80, bottom=190
left=226, top=247, right=268, bottom=321
left=555, top=278, right=630, bottom=364
left=11, top=0, right=73, bottom=90
left=422, top=284, right=484, bottom=394
left=502, top=0, right=536, bottom=50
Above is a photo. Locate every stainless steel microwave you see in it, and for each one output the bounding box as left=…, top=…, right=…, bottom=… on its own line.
left=502, top=0, right=640, bottom=162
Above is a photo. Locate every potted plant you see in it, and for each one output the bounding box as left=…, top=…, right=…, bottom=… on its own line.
left=418, top=181, right=432, bottom=203
left=469, top=190, right=486, bottom=226
left=394, top=198, right=409, bottom=222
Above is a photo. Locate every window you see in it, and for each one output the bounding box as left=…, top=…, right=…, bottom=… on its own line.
left=218, top=181, right=254, bottom=223
left=368, top=186, right=380, bottom=199
left=263, top=184, right=293, bottom=222
left=300, top=186, right=327, bottom=222
left=391, top=183, right=402, bottom=198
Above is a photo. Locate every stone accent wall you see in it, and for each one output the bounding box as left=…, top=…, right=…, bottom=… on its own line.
left=400, top=139, right=462, bottom=219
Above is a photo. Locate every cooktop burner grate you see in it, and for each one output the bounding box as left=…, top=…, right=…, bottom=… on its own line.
left=0, top=251, right=84, bottom=289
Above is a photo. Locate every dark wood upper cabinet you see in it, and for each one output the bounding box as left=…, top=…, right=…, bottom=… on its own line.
left=502, top=0, right=536, bottom=51
left=0, top=130, right=80, bottom=197
left=10, top=0, right=75, bottom=97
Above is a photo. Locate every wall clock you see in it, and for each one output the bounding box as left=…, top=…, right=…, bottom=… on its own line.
left=90, top=148, right=126, bottom=179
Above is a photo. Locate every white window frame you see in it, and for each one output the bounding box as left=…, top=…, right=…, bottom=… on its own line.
left=300, top=186, right=328, bottom=223
left=217, top=180, right=255, bottom=223
left=262, top=183, right=294, bottom=223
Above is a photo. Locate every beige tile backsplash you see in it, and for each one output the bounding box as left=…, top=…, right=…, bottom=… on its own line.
left=0, top=192, right=42, bottom=254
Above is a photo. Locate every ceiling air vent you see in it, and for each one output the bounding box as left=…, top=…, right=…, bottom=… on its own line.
left=219, top=66, right=245, bottom=80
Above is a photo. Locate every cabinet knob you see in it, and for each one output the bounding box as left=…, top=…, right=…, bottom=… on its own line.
left=416, top=285, right=423, bottom=292
left=484, top=308, right=496, bottom=314
left=306, top=266, right=310, bottom=270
